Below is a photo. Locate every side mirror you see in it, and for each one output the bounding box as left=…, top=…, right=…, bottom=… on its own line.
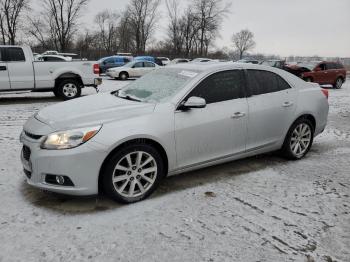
left=315, top=67, right=322, bottom=72
left=180, top=96, right=206, bottom=110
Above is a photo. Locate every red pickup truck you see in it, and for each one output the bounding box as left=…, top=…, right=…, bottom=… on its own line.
left=288, top=61, right=347, bottom=89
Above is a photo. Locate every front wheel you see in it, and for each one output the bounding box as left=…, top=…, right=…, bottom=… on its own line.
left=119, top=72, right=129, bottom=80
left=56, top=79, right=82, bottom=100
left=102, top=143, right=165, bottom=203
left=281, top=118, right=314, bottom=160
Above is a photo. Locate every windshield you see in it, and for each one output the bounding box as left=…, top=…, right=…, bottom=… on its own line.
left=297, top=61, right=319, bottom=70
left=116, top=68, right=200, bottom=103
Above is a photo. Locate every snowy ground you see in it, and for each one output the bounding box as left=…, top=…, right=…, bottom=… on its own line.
left=0, top=77, right=349, bottom=262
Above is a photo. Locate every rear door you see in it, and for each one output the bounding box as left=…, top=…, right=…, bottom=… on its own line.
left=245, top=69, right=298, bottom=150
left=325, top=63, right=338, bottom=85
left=0, top=47, right=10, bottom=90
left=3, top=47, right=34, bottom=89
left=143, top=62, right=156, bottom=75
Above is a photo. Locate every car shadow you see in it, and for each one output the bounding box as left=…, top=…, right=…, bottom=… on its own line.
left=0, top=95, right=61, bottom=105
left=20, top=153, right=288, bottom=215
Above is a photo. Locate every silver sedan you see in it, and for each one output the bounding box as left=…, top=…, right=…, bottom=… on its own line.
left=20, top=62, right=329, bottom=203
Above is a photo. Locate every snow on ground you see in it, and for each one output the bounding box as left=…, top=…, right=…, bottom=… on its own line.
left=0, top=77, right=349, bottom=262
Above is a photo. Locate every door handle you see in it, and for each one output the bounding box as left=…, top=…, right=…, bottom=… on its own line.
left=282, top=102, right=294, bottom=107
left=231, top=112, right=246, bottom=119
left=0, top=66, right=7, bottom=71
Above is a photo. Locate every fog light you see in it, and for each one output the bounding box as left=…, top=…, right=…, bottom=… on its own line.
left=56, top=175, right=65, bottom=185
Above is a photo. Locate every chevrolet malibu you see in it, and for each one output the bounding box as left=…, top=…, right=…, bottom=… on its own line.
left=20, top=63, right=329, bottom=203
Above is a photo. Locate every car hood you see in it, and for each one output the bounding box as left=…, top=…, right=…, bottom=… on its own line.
left=34, top=92, right=155, bottom=131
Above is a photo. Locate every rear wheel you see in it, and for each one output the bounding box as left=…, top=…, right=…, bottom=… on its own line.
left=56, top=79, right=82, bottom=100
left=281, top=118, right=314, bottom=160
left=334, top=77, right=343, bottom=89
left=102, top=143, right=165, bottom=203
left=119, top=72, right=129, bottom=80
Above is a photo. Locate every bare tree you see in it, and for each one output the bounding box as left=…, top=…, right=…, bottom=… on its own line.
left=0, top=0, right=29, bottom=44
left=165, top=0, right=184, bottom=55
left=0, top=9, right=6, bottom=44
left=31, top=0, right=89, bottom=52
left=95, top=9, right=120, bottom=54
left=232, top=29, right=256, bottom=59
left=180, top=8, right=200, bottom=57
left=127, top=0, right=160, bottom=54
left=118, top=10, right=135, bottom=53
left=194, top=0, right=231, bottom=56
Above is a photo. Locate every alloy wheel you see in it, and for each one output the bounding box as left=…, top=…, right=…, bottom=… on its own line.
left=112, top=151, right=157, bottom=198
left=290, top=123, right=312, bottom=157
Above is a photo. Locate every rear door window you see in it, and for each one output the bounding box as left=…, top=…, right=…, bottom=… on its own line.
left=246, top=70, right=291, bottom=96
left=187, top=70, right=246, bottom=104
left=2, top=47, right=25, bottom=62
left=145, top=62, right=155, bottom=68
left=133, top=62, right=144, bottom=68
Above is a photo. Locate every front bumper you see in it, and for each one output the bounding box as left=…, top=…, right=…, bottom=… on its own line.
left=20, top=131, right=107, bottom=196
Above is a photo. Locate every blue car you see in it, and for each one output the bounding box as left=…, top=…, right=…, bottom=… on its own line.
left=134, top=56, right=163, bottom=66
left=98, top=56, right=133, bottom=73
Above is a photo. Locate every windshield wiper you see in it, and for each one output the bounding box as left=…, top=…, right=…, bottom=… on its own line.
left=114, top=90, right=142, bottom=102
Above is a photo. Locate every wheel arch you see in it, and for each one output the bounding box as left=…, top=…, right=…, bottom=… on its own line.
left=55, top=73, right=83, bottom=89
left=98, top=137, right=169, bottom=194
left=119, top=71, right=129, bottom=78
left=292, top=113, right=316, bottom=131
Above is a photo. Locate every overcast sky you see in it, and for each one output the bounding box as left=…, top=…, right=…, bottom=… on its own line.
left=81, top=0, right=350, bottom=57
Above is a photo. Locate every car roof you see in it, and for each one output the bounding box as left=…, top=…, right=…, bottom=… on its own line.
left=168, top=61, right=280, bottom=74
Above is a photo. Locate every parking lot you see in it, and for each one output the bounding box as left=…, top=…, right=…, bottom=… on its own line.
left=0, top=77, right=349, bottom=262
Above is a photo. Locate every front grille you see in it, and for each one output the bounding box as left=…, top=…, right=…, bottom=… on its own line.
left=24, top=131, right=43, bottom=140
left=22, top=145, right=31, bottom=161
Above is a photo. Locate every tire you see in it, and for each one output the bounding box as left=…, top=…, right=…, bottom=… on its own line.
left=333, top=77, right=343, bottom=89
left=102, top=143, right=165, bottom=203
left=281, top=118, right=314, bottom=160
left=56, top=79, right=82, bottom=100
left=119, top=72, right=129, bottom=80
left=304, top=77, right=312, bottom=82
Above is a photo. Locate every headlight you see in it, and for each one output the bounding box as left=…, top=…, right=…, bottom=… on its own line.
left=41, top=125, right=102, bottom=150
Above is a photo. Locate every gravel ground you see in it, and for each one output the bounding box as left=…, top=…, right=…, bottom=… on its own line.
left=0, top=77, right=349, bottom=262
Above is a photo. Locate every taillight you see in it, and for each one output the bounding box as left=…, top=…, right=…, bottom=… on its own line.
left=93, top=64, right=100, bottom=75
left=321, top=89, right=329, bottom=99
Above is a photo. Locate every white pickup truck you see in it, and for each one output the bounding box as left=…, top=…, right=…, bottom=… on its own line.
left=0, top=45, right=102, bottom=100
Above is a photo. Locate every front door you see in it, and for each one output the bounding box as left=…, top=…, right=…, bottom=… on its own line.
left=130, top=62, right=144, bottom=77
left=175, top=70, right=248, bottom=169
left=313, top=63, right=328, bottom=84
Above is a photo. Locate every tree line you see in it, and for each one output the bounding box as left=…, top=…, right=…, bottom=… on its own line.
left=0, top=0, right=257, bottom=60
